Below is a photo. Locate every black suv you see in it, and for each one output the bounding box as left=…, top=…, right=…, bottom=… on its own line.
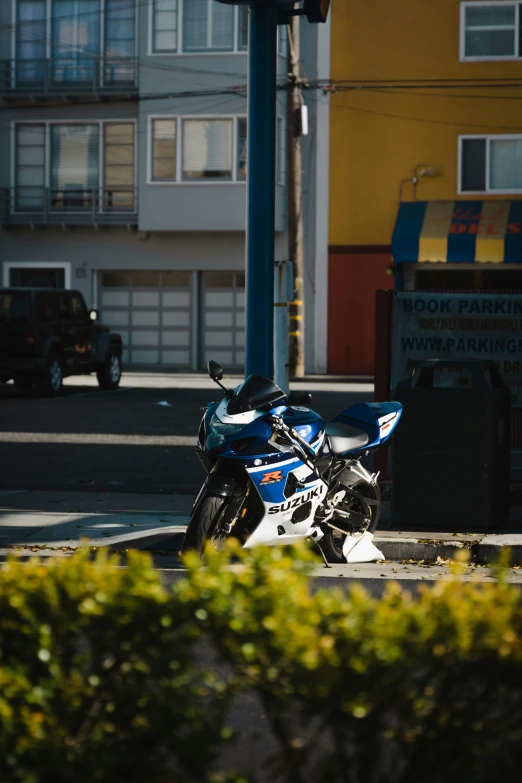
left=0, top=288, right=123, bottom=396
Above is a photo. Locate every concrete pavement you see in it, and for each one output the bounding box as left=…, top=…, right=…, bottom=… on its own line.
left=0, top=490, right=191, bottom=551
left=2, top=373, right=521, bottom=569
left=0, top=374, right=374, bottom=496
left=2, top=489, right=522, bottom=568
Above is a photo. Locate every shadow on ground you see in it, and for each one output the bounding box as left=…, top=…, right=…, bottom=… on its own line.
left=0, top=385, right=373, bottom=494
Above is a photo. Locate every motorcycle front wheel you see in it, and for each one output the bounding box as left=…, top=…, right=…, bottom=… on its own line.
left=181, top=492, right=231, bottom=557
left=320, top=480, right=381, bottom=564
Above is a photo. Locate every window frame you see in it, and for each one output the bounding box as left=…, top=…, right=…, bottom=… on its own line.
left=3, top=261, right=72, bottom=288
left=147, top=114, right=286, bottom=185
left=148, top=0, right=246, bottom=55
left=460, top=1, right=521, bottom=61
left=237, top=116, right=247, bottom=181
left=148, top=115, right=246, bottom=185
left=277, top=115, right=285, bottom=186
left=150, top=116, right=178, bottom=182
left=458, top=133, right=522, bottom=194
left=11, top=118, right=137, bottom=213
left=13, top=0, right=138, bottom=78
left=150, top=0, right=178, bottom=54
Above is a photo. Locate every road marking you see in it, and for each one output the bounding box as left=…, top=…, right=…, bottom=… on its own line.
left=0, top=433, right=196, bottom=446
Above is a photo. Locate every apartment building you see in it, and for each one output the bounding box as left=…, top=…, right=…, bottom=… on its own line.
left=328, top=0, right=522, bottom=376
left=0, top=1, right=328, bottom=372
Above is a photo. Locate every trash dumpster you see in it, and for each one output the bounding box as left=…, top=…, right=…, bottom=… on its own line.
left=392, top=360, right=510, bottom=530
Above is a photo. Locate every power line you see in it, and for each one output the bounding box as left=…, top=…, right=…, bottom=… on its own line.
left=310, top=93, right=522, bottom=131
left=0, top=92, right=246, bottom=133
left=335, top=87, right=522, bottom=101
left=323, top=77, right=522, bottom=85
left=0, top=85, right=247, bottom=111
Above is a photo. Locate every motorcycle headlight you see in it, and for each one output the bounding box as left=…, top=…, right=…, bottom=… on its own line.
left=206, top=415, right=246, bottom=451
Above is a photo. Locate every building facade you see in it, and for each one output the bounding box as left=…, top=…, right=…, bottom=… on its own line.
left=328, top=0, right=522, bottom=375
left=0, top=0, right=329, bottom=373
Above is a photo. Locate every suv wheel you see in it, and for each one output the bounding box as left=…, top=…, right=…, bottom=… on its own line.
left=37, top=352, right=63, bottom=397
left=97, top=353, right=122, bottom=391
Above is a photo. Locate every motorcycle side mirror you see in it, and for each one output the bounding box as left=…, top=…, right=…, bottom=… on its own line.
left=287, top=391, right=312, bottom=406
left=207, top=360, right=224, bottom=382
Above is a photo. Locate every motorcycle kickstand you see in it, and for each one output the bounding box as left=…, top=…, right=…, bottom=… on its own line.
left=310, top=539, right=331, bottom=569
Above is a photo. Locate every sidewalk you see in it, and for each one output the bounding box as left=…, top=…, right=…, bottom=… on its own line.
left=0, top=490, right=191, bottom=553
left=2, top=489, right=522, bottom=566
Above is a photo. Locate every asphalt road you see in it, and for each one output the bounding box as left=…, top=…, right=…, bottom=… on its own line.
left=157, top=571, right=425, bottom=596
left=0, top=376, right=373, bottom=495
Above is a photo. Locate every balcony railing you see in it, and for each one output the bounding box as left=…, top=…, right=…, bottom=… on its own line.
left=1, top=57, right=138, bottom=97
left=0, top=187, right=138, bottom=227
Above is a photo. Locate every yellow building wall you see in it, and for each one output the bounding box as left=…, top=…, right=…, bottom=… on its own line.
left=329, top=0, right=522, bottom=246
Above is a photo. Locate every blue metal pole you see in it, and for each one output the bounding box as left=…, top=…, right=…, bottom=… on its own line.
left=245, top=2, right=278, bottom=380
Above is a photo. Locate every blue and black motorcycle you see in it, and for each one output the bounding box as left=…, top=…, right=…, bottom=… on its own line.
left=182, top=361, right=402, bottom=563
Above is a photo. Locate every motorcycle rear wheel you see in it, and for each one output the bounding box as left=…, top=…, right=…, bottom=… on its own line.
left=320, top=480, right=381, bottom=564
left=181, top=493, right=228, bottom=557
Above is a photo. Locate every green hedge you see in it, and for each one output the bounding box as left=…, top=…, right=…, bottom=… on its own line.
left=0, top=550, right=235, bottom=783
left=179, top=544, right=522, bottom=783
left=1, top=544, right=522, bottom=783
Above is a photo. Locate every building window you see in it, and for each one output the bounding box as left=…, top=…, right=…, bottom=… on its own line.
left=150, top=1, right=246, bottom=53
left=461, top=2, right=521, bottom=59
left=182, top=119, right=233, bottom=180
left=152, top=0, right=178, bottom=52
left=15, top=0, right=136, bottom=84
left=16, top=0, right=46, bottom=83
left=151, top=119, right=177, bottom=180
left=277, top=116, right=285, bottom=185
left=238, top=5, right=248, bottom=51
left=149, top=116, right=281, bottom=184
left=51, top=0, right=101, bottom=82
left=104, top=124, right=135, bottom=210
left=460, top=135, right=522, bottom=192
left=148, top=115, right=286, bottom=184
left=50, top=124, right=99, bottom=209
left=15, top=124, right=45, bottom=210
left=183, top=0, right=234, bottom=52
left=14, top=122, right=135, bottom=211
left=278, top=23, right=288, bottom=57
left=237, top=118, right=247, bottom=180
left=105, top=0, right=136, bottom=83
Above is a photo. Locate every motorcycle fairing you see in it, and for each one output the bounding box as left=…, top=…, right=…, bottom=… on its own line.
left=243, top=458, right=327, bottom=547
left=203, top=402, right=326, bottom=466
left=328, top=402, right=403, bottom=454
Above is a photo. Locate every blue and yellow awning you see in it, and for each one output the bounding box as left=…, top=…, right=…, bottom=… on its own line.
left=392, top=200, right=522, bottom=264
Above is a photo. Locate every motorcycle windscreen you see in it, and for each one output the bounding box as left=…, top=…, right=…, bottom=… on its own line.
left=227, top=374, right=286, bottom=416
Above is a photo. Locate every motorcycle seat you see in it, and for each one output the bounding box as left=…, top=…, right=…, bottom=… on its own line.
left=324, top=422, right=369, bottom=456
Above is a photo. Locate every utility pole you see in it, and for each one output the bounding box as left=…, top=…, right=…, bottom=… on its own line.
left=216, top=0, right=331, bottom=380
left=287, top=14, right=305, bottom=378
left=244, top=2, right=278, bottom=379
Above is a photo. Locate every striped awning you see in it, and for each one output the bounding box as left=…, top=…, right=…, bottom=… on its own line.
left=392, top=200, right=522, bottom=264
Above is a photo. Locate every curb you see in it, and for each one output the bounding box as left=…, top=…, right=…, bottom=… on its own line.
left=475, top=535, right=522, bottom=566
left=376, top=537, right=469, bottom=563
left=377, top=535, right=522, bottom=566
left=2, top=533, right=522, bottom=567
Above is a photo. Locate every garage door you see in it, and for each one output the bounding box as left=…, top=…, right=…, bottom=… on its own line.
left=202, top=272, right=245, bottom=370
left=99, top=271, right=192, bottom=367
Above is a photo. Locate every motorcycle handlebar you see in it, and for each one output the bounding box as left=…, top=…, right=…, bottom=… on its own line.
left=268, top=415, right=317, bottom=466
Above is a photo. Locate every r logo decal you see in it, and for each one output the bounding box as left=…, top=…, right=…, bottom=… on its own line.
left=260, top=470, right=284, bottom=485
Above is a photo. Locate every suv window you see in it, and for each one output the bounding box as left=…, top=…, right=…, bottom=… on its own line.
left=35, top=293, right=55, bottom=324
left=70, top=293, right=88, bottom=323
left=58, top=294, right=72, bottom=320
left=0, top=292, right=28, bottom=324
